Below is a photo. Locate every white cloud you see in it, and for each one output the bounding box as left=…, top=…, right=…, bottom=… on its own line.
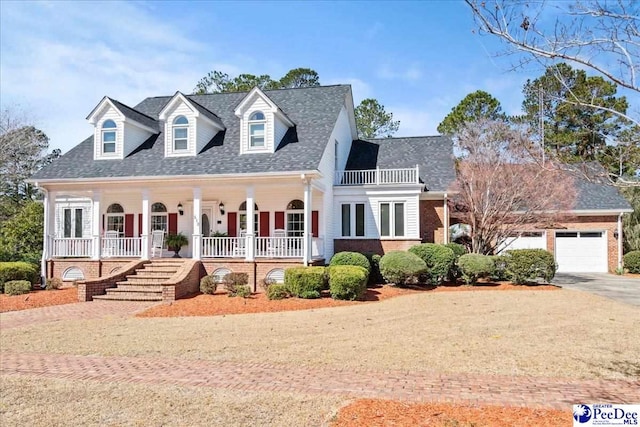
left=377, top=64, right=423, bottom=82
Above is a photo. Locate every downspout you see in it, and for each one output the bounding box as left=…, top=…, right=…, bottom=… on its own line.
left=40, top=186, right=49, bottom=287
left=443, top=193, right=449, bottom=244
left=617, top=213, right=623, bottom=270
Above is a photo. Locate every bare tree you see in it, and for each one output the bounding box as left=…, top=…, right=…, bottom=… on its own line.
left=466, top=0, right=640, bottom=185
left=449, top=120, right=577, bottom=254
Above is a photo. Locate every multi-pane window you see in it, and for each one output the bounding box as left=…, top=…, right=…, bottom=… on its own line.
left=173, top=115, right=188, bottom=150
left=341, top=203, right=365, bottom=237
left=151, top=202, right=168, bottom=232
left=286, top=199, right=304, bottom=237
left=238, top=201, right=259, bottom=234
left=380, top=202, right=405, bottom=237
left=63, top=208, right=83, bottom=238
left=106, top=203, right=124, bottom=235
left=248, top=111, right=265, bottom=148
left=102, top=120, right=117, bottom=154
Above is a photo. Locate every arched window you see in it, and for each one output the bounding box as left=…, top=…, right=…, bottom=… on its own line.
left=106, top=203, right=125, bottom=235
left=265, top=268, right=285, bottom=284
left=173, top=115, right=188, bottom=150
left=151, top=202, right=168, bottom=232
left=248, top=111, right=265, bottom=148
left=286, top=199, right=304, bottom=237
left=62, top=267, right=85, bottom=281
left=102, top=119, right=117, bottom=154
left=238, top=202, right=259, bottom=234
left=212, top=268, right=231, bottom=284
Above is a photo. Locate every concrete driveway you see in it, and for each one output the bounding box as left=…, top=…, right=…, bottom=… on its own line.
left=553, top=273, right=640, bottom=306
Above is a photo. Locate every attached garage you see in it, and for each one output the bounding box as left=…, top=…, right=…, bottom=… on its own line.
left=555, top=231, right=608, bottom=273
left=501, top=231, right=546, bottom=251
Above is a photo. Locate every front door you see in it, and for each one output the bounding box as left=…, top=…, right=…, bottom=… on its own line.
left=201, top=206, right=216, bottom=237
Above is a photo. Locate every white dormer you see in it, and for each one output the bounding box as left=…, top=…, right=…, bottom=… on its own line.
left=234, top=87, right=295, bottom=155
left=158, top=92, right=225, bottom=157
left=87, top=97, right=158, bottom=160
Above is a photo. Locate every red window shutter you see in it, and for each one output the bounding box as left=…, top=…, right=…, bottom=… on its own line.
left=259, top=212, right=270, bottom=237
left=312, top=210, right=319, bottom=237
left=228, top=212, right=237, bottom=237
left=124, top=214, right=134, bottom=237
left=275, top=211, right=285, bottom=229
left=138, top=214, right=142, bottom=236
left=168, top=213, right=178, bottom=235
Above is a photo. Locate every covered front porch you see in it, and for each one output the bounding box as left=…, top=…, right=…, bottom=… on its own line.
left=42, top=174, right=327, bottom=272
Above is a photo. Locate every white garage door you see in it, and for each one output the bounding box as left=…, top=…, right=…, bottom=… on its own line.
left=500, top=232, right=547, bottom=251
left=555, top=231, right=607, bottom=273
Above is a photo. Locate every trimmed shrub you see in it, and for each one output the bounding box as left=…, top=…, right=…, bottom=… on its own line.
left=505, top=249, right=556, bottom=284
left=299, top=290, right=321, bottom=299
left=408, top=244, right=455, bottom=285
left=266, top=284, right=290, bottom=300
left=0, top=262, right=38, bottom=293
left=329, top=252, right=371, bottom=275
left=223, top=272, right=249, bottom=296
left=200, top=275, right=217, bottom=294
left=363, top=253, right=383, bottom=286
left=259, top=278, right=275, bottom=292
left=491, top=255, right=510, bottom=281
left=284, top=266, right=327, bottom=298
left=45, top=277, right=63, bottom=290
left=234, top=285, right=252, bottom=298
left=379, top=251, right=427, bottom=286
left=445, top=243, right=467, bottom=258
left=624, top=250, right=640, bottom=274
left=458, top=254, right=495, bottom=285
left=4, top=280, right=32, bottom=296
left=329, top=265, right=368, bottom=300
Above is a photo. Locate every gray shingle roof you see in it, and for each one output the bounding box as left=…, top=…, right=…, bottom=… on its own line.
left=180, top=94, right=226, bottom=129
left=345, top=136, right=456, bottom=192
left=573, top=175, right=632, bottom=211
left=108, top=98, right=159, bottom=131
left=33, top=85, right=351, bottom=180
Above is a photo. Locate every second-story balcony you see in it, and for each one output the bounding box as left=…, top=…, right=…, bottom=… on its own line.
left=334, top=166, right=420, bottom=186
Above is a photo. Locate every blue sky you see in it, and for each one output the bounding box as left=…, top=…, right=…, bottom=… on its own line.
left=1, top=1, right=554, bottom=153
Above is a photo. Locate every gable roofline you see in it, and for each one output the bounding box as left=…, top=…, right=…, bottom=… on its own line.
left=86, top=96, right=159, bottom=133
left=343, top=86, right=358, bottom=140
left=233, top=86, right=295, bottom=127
left=158, top=91, right=226, bottom=130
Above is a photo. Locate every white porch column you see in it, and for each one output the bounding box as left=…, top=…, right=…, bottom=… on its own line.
left=303, top=177, right=312, bottom=265
left=617, top=213, right=624, bottom=269
left=443, top=193, right=449, bottom=244
left=245, top=186, right=255, bottom=261
left=91, top=191, right=101, bottom=260
left=141, top=189, right=150, bottom=260
left=192, top=187, right=202, bottom=260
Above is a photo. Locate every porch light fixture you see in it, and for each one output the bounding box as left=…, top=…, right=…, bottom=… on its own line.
left=219, top=202, right=225, bottom=215
left=613, top=230, right=619, bottom=239
left=177, top=203, right=184, bottom=216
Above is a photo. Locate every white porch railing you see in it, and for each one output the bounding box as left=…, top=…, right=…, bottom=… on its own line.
left=51, top=237, right=93, bottom=258
left=202, top=237, right=245, bottom=258
left=255, top=236, right=304, bottom=258
left=334, top=166, right=419, bottom=186
left=101, top=237, right=142, bottom=258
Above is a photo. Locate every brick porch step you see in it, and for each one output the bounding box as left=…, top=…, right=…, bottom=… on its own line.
left=125, top=275, right=173, bottom=283
left=111, top=284, right=163, bottom=292
left=93, top=293, right=163, bottom=302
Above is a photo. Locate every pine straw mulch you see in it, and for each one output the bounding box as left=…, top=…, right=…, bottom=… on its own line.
left=137, top=281, right=558, bottom=318
left=0, top=287, right=77, bottom=313
left=332, top=399, right=571, bottom=427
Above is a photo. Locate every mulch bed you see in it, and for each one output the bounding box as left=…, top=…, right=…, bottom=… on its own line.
left=332, top=399, right=571, bottom=427
left=137, top=282, right=558, bottom=318
left=0, top=287, right=77, bottom=313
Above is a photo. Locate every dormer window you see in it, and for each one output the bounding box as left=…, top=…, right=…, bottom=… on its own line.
left=173, top=116, right=189, bottom=150
left=248, top=112, right=265, bottom=148
left=102, top=120, right=117, bottom=154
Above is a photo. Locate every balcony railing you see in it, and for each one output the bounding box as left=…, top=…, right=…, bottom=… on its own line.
left=334, top=166, right=420, bottom=186
left=101, top=237, right=142, bottom=258
left=51, top=237, right=93, bottom=258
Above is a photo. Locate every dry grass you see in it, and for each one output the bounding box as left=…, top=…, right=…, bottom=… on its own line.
left=0, top=375, right=343, bottom=427
left=2, top=290, right=639, bottom=380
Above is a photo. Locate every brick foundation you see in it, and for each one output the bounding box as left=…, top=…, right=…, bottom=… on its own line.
left=334, top=239, right=421, bottom=255
left=48, top=259, right=135, bottom=282
left=201, top=259, right=312, bottom=292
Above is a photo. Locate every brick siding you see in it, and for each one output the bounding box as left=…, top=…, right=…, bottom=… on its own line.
left=419, top=200, right=446, bottom=244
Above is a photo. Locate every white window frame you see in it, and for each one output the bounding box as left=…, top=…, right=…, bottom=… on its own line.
left=172, top=116, right=189, bottom=151
left=151, top=202, right=168, bottom=232
left=286, top=200, right=304, bottom=237
left=379, top=201, right=405, bottom=238
left=106, top=203, right=125, bottom=236
left=248, top=111, right=266, bottom=149
left=63, top=208, right=84, bottom=238
left=341, top=202, right=366, bottom=238
left=101, top=120, right=117, bottom=155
